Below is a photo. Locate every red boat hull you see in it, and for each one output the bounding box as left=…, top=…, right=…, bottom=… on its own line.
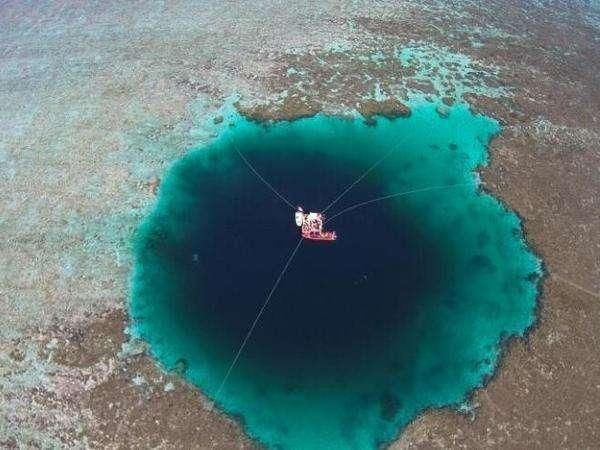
left=302, top=230, right=337, bottom=241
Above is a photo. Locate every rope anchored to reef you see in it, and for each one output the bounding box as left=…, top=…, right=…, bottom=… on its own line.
left=325, top=183, right=471, bottom=224
left=208, top=236, right=304, bottom=412
left=320, top=144, right=400, bottom=214
left=234, top=145, right=296, bottom=210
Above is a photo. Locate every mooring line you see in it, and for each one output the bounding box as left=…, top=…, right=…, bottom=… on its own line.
left=320, top=145, right=400, bottom=215
left=208, top=237, right=304, bottom=412
left=234, top=145, right=296, bottom=210
left=325, top=183, right=471, bottom=224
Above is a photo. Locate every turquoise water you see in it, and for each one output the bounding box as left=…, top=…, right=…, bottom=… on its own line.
left=130, top=102, right=541, bottom=449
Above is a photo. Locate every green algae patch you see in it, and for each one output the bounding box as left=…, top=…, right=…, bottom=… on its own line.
left=130, top=102, right=541, bottom=449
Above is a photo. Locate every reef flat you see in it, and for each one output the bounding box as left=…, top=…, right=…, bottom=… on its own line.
left=1, top=1, right=598, bottom=448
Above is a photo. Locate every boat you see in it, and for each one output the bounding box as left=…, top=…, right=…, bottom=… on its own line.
left=295, top=207, right=337, bottom=241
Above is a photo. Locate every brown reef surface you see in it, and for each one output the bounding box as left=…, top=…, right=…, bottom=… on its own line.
left=1, top=0, right=598, bottom=448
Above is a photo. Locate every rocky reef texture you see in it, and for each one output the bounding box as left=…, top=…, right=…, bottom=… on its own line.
left=1, top=0, right=598, bottom=448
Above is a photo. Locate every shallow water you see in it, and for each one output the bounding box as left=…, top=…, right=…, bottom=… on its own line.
left=131, top=103, right=540, bottom=449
